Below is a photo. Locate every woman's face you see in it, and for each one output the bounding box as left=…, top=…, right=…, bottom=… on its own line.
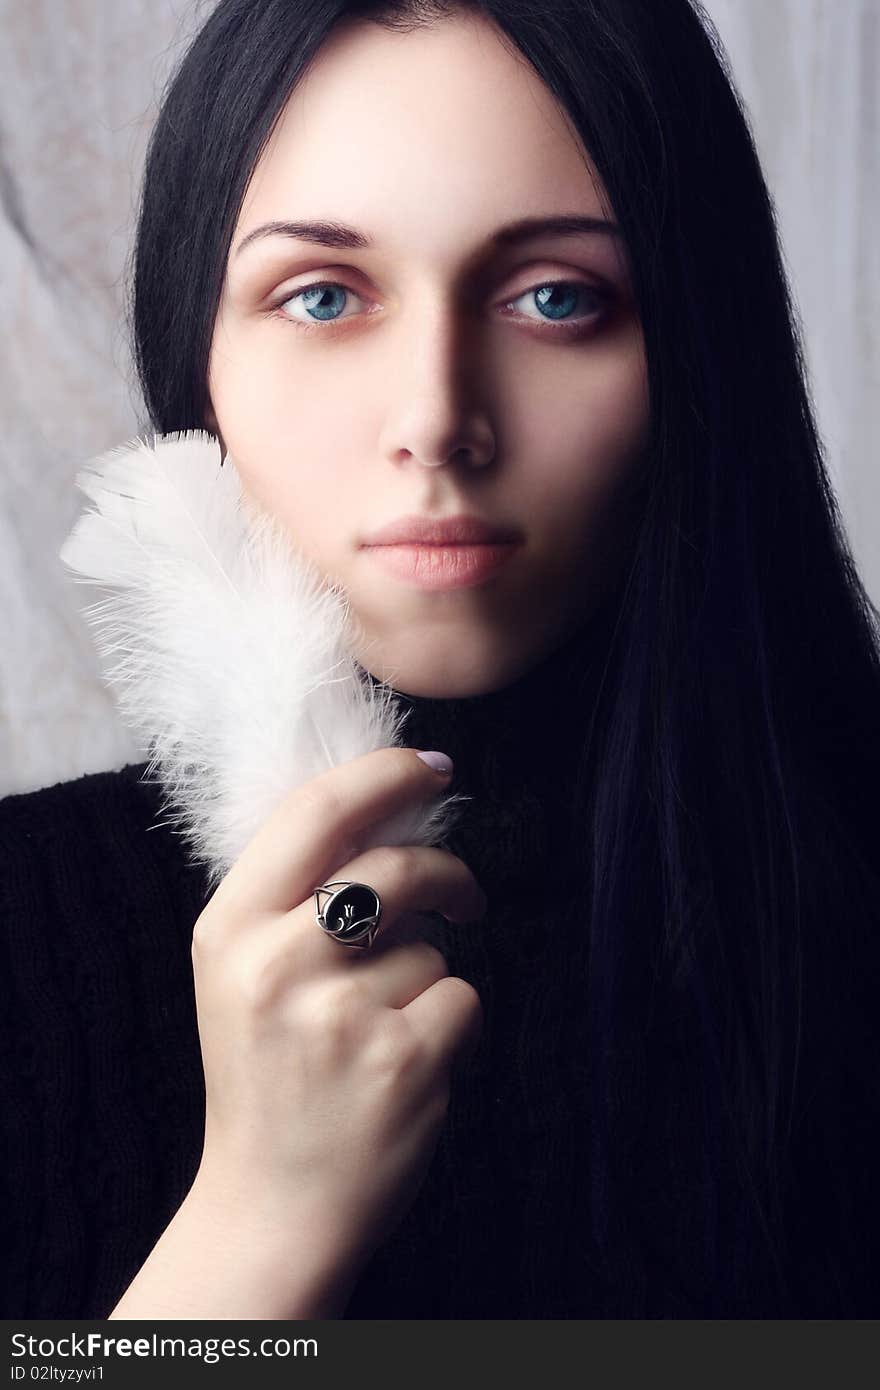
left=207, top=11, right=649, bottom=697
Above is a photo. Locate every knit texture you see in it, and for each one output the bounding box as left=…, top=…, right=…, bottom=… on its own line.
left=0, top=614, right=610, bottom=1319
left=346, top=626, right=604, bottom=1318
left=2, top=603, right=878, bottom=1317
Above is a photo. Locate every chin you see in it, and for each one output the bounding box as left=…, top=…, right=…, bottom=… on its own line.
left=386, top=674, right=492, bottom=700
left=357, top=646, right=530, bottom=701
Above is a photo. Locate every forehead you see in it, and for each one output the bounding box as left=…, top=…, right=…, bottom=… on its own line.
left=235, top=12, right=612, bottom=263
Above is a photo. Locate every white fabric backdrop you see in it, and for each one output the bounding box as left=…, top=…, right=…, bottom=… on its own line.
left=1, top=0, right=877, bottom=797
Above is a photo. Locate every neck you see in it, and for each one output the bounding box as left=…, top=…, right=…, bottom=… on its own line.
left=361, top=594, right=619, bottom=769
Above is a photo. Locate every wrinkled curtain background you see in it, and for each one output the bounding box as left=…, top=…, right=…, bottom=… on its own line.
left=1, top=0, right=877, bottom=796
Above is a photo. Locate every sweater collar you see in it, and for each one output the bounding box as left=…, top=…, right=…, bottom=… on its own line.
left=364, top=593, right=617, bottom=778
left=357, top=594, right=619, bottom=899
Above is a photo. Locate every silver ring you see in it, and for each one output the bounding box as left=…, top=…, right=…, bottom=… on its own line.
left=314, top=880, right=382, bottom=950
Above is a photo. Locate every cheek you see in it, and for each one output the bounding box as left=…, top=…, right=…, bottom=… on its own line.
left=585, top=337, right=650, bottom=454
left=210, top=343, right=380, bottom=510
left=211, top=418, right=345, bottom=573
left=209, top=335, right=358, bottom=538
left=510, top=336, right=650, bottom=511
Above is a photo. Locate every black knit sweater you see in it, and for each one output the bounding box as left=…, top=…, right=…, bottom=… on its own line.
left=0, top=618, right=602, bottom=1320
left=1, top=614, right=878, bottom=1318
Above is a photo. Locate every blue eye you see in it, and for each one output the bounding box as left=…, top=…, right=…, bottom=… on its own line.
left=278, top=282, right=363, bottom=325
left=511, top=281, right=608, bottom=324
left=274, top=277, right=611, bottom=333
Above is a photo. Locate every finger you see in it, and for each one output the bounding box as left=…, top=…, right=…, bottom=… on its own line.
left=244, top=844, right=486, bottom=980
left=310, top=843, right=486, bottom=952
left=346, top=937, right=450, bottom=1010
left=403, top=974, right=484, bottom=1069
left=210, top=746, right=456, bottom=921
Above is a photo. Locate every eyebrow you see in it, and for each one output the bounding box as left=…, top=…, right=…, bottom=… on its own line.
left=233, top=213, right=622, bottom=259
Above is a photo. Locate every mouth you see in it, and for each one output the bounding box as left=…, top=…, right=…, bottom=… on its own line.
left=360, top=512, right=523, bottom=547
left=363, top=540, right=522, bottom=591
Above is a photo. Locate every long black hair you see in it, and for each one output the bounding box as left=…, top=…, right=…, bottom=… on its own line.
left=127, top=0, right=880, bottom=1314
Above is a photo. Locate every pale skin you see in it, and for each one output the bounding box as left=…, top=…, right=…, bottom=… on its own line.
left=110, top=11, right=650, bottom=1320
left=206, top=10, right=650, bottom=699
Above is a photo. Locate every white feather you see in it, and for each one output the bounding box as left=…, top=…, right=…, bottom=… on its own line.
left=59, top=430, right=470, bottom=894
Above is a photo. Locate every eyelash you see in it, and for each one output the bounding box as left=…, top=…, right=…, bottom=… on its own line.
left=269, top=277, right=613, bottom=339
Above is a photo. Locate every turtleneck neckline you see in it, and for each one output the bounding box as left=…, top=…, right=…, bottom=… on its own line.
left=354, top=593, right=621, bottom=963
left=354, top=592, right=620, bottom=913
left=360, top=588, right=620, bottom=760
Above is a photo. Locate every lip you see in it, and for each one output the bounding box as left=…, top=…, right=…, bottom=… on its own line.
left=360, top=513, right=522, bottom=546
left=365, top=541, right=521, bottom=590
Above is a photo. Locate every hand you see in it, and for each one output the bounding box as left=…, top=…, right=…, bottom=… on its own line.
left=189, top=746, right=487, bottom=1293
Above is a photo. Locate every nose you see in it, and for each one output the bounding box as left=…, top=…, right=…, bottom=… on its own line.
left=377, top=297, right=496, bottom=470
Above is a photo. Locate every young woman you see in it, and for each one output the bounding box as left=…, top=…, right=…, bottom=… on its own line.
left=2, top=0, right=878, bottom=1319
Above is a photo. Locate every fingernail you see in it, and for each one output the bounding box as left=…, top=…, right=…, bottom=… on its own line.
left=416, top=750, right=454, bottom=776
